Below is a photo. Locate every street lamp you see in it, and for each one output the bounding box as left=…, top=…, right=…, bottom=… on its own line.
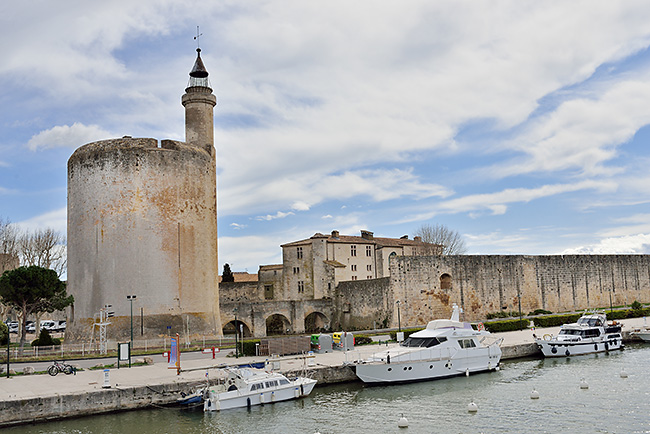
left=233, top=307, right=239, bottom=358
left=126, top=295, right=137, bottom=345
left=396, top=300, right=401, bottom=332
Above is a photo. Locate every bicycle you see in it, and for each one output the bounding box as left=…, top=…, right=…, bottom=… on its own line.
left=48, top=361, right=74, bottom=376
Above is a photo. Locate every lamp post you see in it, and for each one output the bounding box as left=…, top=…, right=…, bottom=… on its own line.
left=233, top=307, right=239, bottom=358
left=396, top=300, right=401, bottom=332
left=126, top=295, right=137, bottom=345
left=517, top=291, right=523, bottom=330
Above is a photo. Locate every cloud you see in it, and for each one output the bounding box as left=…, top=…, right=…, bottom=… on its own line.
left=230, top=223, right=247, bottom=230
left=16, top=208, right=67, bottom=234
left=406, top=179, right=617, bottom=222
left=562, top=233, right=650, bottom=254
left=27, top=123, right=113, bottom=150
left=255, top=211, right=295, bottom=221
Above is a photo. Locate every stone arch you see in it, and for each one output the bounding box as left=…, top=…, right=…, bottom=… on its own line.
left=304, top=311, right=329, bottom=333
left=266, top=313, right=291, bottom=336
left=440, top=273, right=452, bottom=290
left=222, top=319, right=252, bottom=338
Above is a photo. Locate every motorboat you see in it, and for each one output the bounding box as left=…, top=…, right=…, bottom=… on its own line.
left=203, top=367, right=317, bottom=411
left=354, top=304, right=502, bottom=384
left=630, top=318, right=650, bottom=342
left=534, top=311, right=623, bottom=357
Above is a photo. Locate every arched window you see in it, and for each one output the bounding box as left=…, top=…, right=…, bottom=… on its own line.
left=440, top=273, right=452, bottom=290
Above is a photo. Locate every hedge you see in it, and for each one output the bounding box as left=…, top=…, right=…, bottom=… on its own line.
left=352, top=335, right=373, bottom=346
left=483, top=319, right=529, bottom=333
left=389, top=328, right=424, bottom=341
left=532, top=313, right=581, bottom=328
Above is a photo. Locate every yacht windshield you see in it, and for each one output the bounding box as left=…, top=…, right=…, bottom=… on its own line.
left=577, top=317, right=603, bottom=327
left=401, top=337, right=447, bottom=348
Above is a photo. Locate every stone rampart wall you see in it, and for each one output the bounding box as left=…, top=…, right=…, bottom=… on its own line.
left=389, top=255, right=650, bottom=325
left=332, top=277, right=391, bottom=330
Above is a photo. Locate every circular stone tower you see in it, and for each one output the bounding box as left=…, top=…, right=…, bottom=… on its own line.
left=66, top=49, right=221, bottom=341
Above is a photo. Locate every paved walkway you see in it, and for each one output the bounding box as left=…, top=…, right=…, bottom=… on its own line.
left=0, top=316, right=646, bottom=402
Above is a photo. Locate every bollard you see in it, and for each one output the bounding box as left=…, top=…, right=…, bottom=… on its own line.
left=212, top=347, right=216, bottom=359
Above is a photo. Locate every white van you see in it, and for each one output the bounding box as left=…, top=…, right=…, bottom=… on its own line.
left=40, top=320, right=58, bottom=332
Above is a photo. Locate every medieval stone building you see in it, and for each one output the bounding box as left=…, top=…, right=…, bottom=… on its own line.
left=66, top=49, right=221, bottom=341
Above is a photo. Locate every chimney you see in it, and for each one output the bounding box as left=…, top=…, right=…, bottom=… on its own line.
left=361, top=230, right=374, bottom=240
left=331, top=230, right=339, bottom=239
left=414, top=236, right=422, bottom=242
left=400, top=235, right=408, bottom=239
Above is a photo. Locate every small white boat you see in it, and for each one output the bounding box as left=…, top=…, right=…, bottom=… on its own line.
left=354, top=304, right=502, bottom=384
left=203, top=367, right=317, bottom=411
left=534, top=311, right=623, bottom=357
left=630, top=318, right=650, bottom=342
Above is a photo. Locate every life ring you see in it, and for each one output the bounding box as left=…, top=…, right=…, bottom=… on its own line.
left=543, top=334, right=552, bottom=341
left=477, top=322, right=485, bottom=331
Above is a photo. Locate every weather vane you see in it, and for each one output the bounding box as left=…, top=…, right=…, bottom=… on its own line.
left=194, top=26, right=203, bottom=49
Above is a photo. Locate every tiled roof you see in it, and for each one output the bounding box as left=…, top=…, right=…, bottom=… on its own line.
left=282, top=232, right=435, bottom=248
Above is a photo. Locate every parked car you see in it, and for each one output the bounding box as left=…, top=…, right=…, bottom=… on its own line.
left=25, top=321, right=36, bottom=333
left=56, top=320, right=67, bottom=332
left=40, top=320, right=58, bottom=332
left=4, top=320, right=18, bottom=334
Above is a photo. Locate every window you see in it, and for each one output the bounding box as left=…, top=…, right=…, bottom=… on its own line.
left=298, top=281, right=304, bottom=293
left=458, top=339, right=477, bottom=349
left=351, top=264, right=357, bottom=271
left=264, top=285, right=273, bottom=300
left=367, top=264, right=372, bottom=271
left=297, top=247, right=303, bottom=259
left=367, top=275, right=372, bottom=279
left=366, top=245, right=372, bottom=256
left=351, top=276, right=357, bottom=281
left=351, top=245, right=357, bottom=256
left=293, top=267, right=300, bottom=274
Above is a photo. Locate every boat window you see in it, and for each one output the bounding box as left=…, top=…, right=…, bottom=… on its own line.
left=279, top=379, right=289, bottom=385
left=458, top=339, right=477, bottom=349
left=577, top=317, right=603, bottom=327
left=584, top=329, right=600, bottom=338
left=401, top=337, right=443, bottom=348
left=559, top=329, right=580, bottom=335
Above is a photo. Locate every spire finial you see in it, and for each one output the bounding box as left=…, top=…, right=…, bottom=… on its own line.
left=194, top=26, right=203, bottom=50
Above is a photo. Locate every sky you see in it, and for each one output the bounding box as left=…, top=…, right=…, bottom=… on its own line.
left=3, top=1, right=650, bottom=273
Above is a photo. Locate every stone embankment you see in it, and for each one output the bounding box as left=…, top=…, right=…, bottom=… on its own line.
left=0, top=318, right=646, bottom=428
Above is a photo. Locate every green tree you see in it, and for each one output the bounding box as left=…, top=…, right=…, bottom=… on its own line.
left=222, top=263, right=235, bottom=282
left=0, top=266, right=73, bottom=350
left=0, top=322, right=7, bottom=346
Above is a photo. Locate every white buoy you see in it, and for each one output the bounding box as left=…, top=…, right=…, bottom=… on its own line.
left=467, top=401, right=478, bottom=413
left=620, top=370, right=628, bottom=378
left=580, top=378, right=589, bottom=389
left=466, top=368, right=470, bottom=377
left=398, top=414, right=409, bottom=428
left=530, top=389, right=540, bottom=399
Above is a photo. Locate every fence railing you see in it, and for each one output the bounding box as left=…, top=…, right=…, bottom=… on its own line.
left=0, top=335, right=238, bottom=362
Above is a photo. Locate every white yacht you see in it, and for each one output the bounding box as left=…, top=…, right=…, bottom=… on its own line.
left=355, top=305, right=503, bottom=384
left=534, top=312, right=623, bottom=357
left=203, top=368, right=317, bottom=411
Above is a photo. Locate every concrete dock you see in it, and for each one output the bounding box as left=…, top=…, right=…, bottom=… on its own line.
left=0, top=317, right=646, bottom=427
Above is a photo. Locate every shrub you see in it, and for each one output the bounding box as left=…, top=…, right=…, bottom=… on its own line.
left=0, top=322, right=7, bottom=346
left=483, top=319, right=528, bottom=333
left=31, top=328, right=60, bottom=346
left=240, top=339, right=261, bottom=357
left=528, top=309, right=552, bottom=316
left=353, top=335, right=373, bottom=346
left=532, top=314, right=581, bottom=328
left=389, top=328, right=424, bottom=341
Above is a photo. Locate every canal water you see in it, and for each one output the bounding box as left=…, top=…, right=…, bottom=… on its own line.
left=6, top=344, right=650, bottom=434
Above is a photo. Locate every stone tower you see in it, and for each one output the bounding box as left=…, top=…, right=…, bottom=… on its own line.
left=66, top=49, right=221, bottom=341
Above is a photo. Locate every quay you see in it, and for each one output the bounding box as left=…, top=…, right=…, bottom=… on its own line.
left=0, top=317, right=646, bottom=428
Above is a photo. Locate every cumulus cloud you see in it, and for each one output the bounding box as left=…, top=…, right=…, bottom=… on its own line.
left=562, top=233, right=650, bottom=254
left=255, top=211, right=295, bottom=221
left=27, top=123, right=113, bottom=150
